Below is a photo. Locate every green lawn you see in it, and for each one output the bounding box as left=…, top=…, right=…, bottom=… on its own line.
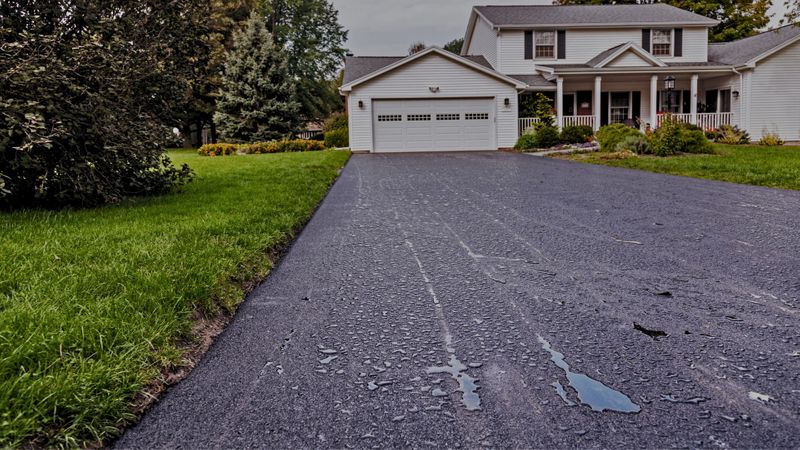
left=560, top=144, right=800, bottom=191
left=0, top=149, right=350, bottom=447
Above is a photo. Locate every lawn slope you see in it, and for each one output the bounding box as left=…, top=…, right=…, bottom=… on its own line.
left=0, top=150, right=350, bottom=447
left=562, top=144, right=800, bottom=191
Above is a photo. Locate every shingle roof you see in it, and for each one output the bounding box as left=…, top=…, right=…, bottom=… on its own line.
left=343, top=54, right=492, bottom=84
left=506, top=74, right=555, bottom=88
left=537, top=61, right=731, bottom=70
left=585, top=43, right=627, bottom=67
left=708, top=24, right=800, bottom=66
left=474, top=4, right=717, bottom=27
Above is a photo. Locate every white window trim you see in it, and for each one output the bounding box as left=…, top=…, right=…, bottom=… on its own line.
left=702, top=86, right=732, bottom=114
left=534, top=30, right=557, bottom=60
left=650, top=28, right=674, bottom=58
left=608, top=91, right=632, bottom=123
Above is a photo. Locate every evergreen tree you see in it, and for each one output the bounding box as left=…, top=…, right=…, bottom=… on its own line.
left=444, top=38, right=464, bottom=54
left=214, top=13, right=300, bottom=143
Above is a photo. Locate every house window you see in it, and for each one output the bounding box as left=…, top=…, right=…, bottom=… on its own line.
left=407, top=114, right=431, bottom=121
left=436, top=113, right=460, bottom=121
left=610, top=92, right=630, bottom=124
left=465, top=113, right=489, bottom=120
left=652, top=29, right=672, bottom=56
left=659, top=90, right=683, bottom=113
left=719, top=89, right=732, bottom=113
left=535, top=31, right=555, bottom=58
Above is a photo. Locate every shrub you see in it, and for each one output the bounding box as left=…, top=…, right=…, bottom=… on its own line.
left=616, top=134, right=651, bottom=154
left=323, top=112, right=348, bottom=132
left=324, top=128, right=349, bottom=148
left=533, top=125, right=561, bottom=148
left=596, top=124, right=642, bottom=152
left=242, top=141, right=279, bottom=154
left=198, top=143, right=241, bottom=156
left=714, top=124, right=750, bottom=145
left=758, top=133, right=784, bottom=146
left=648, top=115, right=713, bottom=156
left=274, top=139, right=327, bottom=152
left=514, top=132, right=539, bottom=150
left=560, top=125, right=593, bottom=144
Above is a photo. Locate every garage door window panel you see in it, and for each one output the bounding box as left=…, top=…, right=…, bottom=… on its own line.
left=407, top=114, right=431, bottom=121
left=465, top=113, right=489, bottom=120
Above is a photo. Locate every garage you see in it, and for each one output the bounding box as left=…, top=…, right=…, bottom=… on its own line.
left=373, top=98, right=495, bottom=152
left=340, top=47, right=525, bottom=153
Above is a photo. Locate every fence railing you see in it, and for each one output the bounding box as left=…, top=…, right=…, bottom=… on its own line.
left=518, top=117, right=541, bottom=135
left=563, top=115, right=596, bottom=128
left=657, top=113, right=732, bottom=130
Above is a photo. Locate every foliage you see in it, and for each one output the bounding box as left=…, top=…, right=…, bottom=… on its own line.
left=514, top=133, right=540, bottom=151
left=444, top=38, right=464, bottom=54
left=596, top=124, right=643, bottom=152
left=759, top=133, right=784, bottom=146
left=0, top=0, right=197, bottom=210
left=570, top=144, right=800, bottom=191
left=408, top=41, right=426, bottom=55
left=560, top=125, right=594, bottom=144
left=324, top=128, right=350, bottom=148
left=515, top=125, right=561, bottom=150
left=0, top=150, right=349, bottom=447
left=214, top=13, right=301, bottom=143
left=533, top=93, right=556, bottom=127
left=261, top=0, right=348, bottom=122
left=555, top=0, right=770, bottom=42
left=648, top=115, right=713, bottom=156
left=616, top=134, right=652, bottom=154
left=198, top=139, right=326, bottom=156
left=323, top=112, right=348, bottom=132
left=713, top=124, right=751, bottom=144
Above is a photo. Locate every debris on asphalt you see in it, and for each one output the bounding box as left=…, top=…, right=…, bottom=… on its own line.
left=634, top=323, right=668, bottom=340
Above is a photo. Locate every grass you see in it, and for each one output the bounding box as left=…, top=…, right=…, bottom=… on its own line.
left=0, top=149, right=350, bottom=447
left=559, top=144, right=800, bottom=191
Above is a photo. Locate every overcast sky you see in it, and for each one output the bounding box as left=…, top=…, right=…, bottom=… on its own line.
left=331, top=0, right=788, bottom=56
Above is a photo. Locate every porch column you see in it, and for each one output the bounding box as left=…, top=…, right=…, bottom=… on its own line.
left=690, top=73, right=699, bottom=125
left=556, top=77, right=564, bottom=129
left=593, top=76, right=601, bottom=131
left=650, top=75, right=658, bottom=129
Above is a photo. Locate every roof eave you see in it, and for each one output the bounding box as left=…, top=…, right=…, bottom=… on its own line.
left=543, top=66, right=734, bottom=75
left=496, top=21, right=717, bottom=30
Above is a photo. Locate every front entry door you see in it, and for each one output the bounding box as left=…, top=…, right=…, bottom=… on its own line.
left=576, top=91, right=592, bottom=116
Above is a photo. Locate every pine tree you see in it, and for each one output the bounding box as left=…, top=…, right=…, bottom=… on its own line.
left=214, top=12, right=300, bottom=143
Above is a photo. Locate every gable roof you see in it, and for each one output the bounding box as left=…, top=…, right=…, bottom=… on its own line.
left=708, top=24, right=800, bottom=67
left=340, top=47, right=525, bottom=92
left=587, top=42, right=667, bottom=68
left=473, top=4, right=718, bottom=28
left=343, top=54, right=492, bottom=85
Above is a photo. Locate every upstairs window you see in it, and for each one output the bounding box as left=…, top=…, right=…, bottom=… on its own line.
left=535, top=31, right=555, bottom=58
left=652, top=29, right=672, bottom=56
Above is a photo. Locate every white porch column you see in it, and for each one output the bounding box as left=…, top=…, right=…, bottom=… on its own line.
left=650, top=75, right=658, bottom=129
left=593, top=76, right=602, bottom=131
left=556, top=77, right=564, bottom=129
left=690, top=73, right=699, bottom=125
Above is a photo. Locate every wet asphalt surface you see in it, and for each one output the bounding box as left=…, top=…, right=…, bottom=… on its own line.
left=117, top=152, right=800, bottom=449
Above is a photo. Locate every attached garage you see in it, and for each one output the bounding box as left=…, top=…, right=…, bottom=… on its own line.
left=341, top=47, right=525, bottom=153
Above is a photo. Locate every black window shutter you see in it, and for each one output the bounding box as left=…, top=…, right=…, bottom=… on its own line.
left=601, top=92, right=609, bottom=126
left=674, top=28, right=683, bottom=57
left=632, top=91, right=642, bottom=120
left=682, top=90, right=690, bottom=113
left=524, top=31, right=533, bottom=60
left=557, top=30, right=566, bottom=59
left=642, top=29, right=651, bottom=52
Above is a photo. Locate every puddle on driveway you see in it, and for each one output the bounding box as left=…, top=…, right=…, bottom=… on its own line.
left=537, top=335, right=641, bottom=414
left=427, top=354, right=482, bottom=411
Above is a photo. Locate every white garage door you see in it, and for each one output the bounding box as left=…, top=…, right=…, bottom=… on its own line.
left=373, top=98, right=495, bottom=152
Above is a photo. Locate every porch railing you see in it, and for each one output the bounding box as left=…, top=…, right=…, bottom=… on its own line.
left=657, top=113, right=732, bottom=129
left=563, top=115, right=595, bottom=128
left=519, top=117, right=541, bottom=135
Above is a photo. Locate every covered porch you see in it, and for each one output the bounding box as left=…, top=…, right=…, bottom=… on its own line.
left=518, top=70, right=738, bottom=136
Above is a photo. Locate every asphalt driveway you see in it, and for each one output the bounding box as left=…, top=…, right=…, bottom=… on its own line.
left=117, top=152, right=800, bottom=449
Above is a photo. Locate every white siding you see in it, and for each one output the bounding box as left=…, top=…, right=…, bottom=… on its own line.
left=498, top=27, right=708, bottom=72
left=749, top=40, right=800, bottom=141
left=699, top=74, right=741, bottom=130
left=467, top=16, right=498, bottom=68
left=347, top=53, right=519, bottom=151
left=607, top=51, right=653, bottom=67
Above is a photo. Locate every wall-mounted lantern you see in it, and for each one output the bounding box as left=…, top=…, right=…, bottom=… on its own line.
left=358, top=100, right=364, bottom=109
left=429, top=86, right=440, bottom=93
left=504, top=98, right=510, bottom=107
left=732, top=90, right=740, bottom=99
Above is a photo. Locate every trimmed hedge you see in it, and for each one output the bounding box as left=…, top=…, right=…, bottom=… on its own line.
left=324, top=128, right=349, bottom=148
left=198, top=139, right=326, bottom=156
left=596, top=124, right=643, bottom=152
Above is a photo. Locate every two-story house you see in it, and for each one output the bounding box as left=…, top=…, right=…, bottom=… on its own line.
left=341, top=4, right=800, bottom=152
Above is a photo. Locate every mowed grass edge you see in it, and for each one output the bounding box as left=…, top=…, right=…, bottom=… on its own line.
left=558, top=144, right=800, bottom=191
left=0, top=150, right=351, bottom=447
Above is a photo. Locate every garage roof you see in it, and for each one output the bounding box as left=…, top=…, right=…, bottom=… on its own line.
left=344, top=54, right=493, bottom=85
left=708, top=24, right=800, bottom=66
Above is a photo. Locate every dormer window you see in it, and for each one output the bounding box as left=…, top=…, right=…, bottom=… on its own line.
left=535, top=31, right=555, bottom=58
left=651, top=29, right=672, bottom=56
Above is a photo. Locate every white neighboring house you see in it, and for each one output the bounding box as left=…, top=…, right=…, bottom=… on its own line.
left=341, top=4, right=800, bottom=152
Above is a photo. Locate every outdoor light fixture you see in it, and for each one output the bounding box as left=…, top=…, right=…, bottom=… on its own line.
left=733, top=90, right=740, bottom=98
left=664, top=75, right=676, bottom=91
left=429, top=86, right=440, bottom=93
left=504, top=98, right=510, bottom=107
left=358, top=100, right=364, bottom=108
